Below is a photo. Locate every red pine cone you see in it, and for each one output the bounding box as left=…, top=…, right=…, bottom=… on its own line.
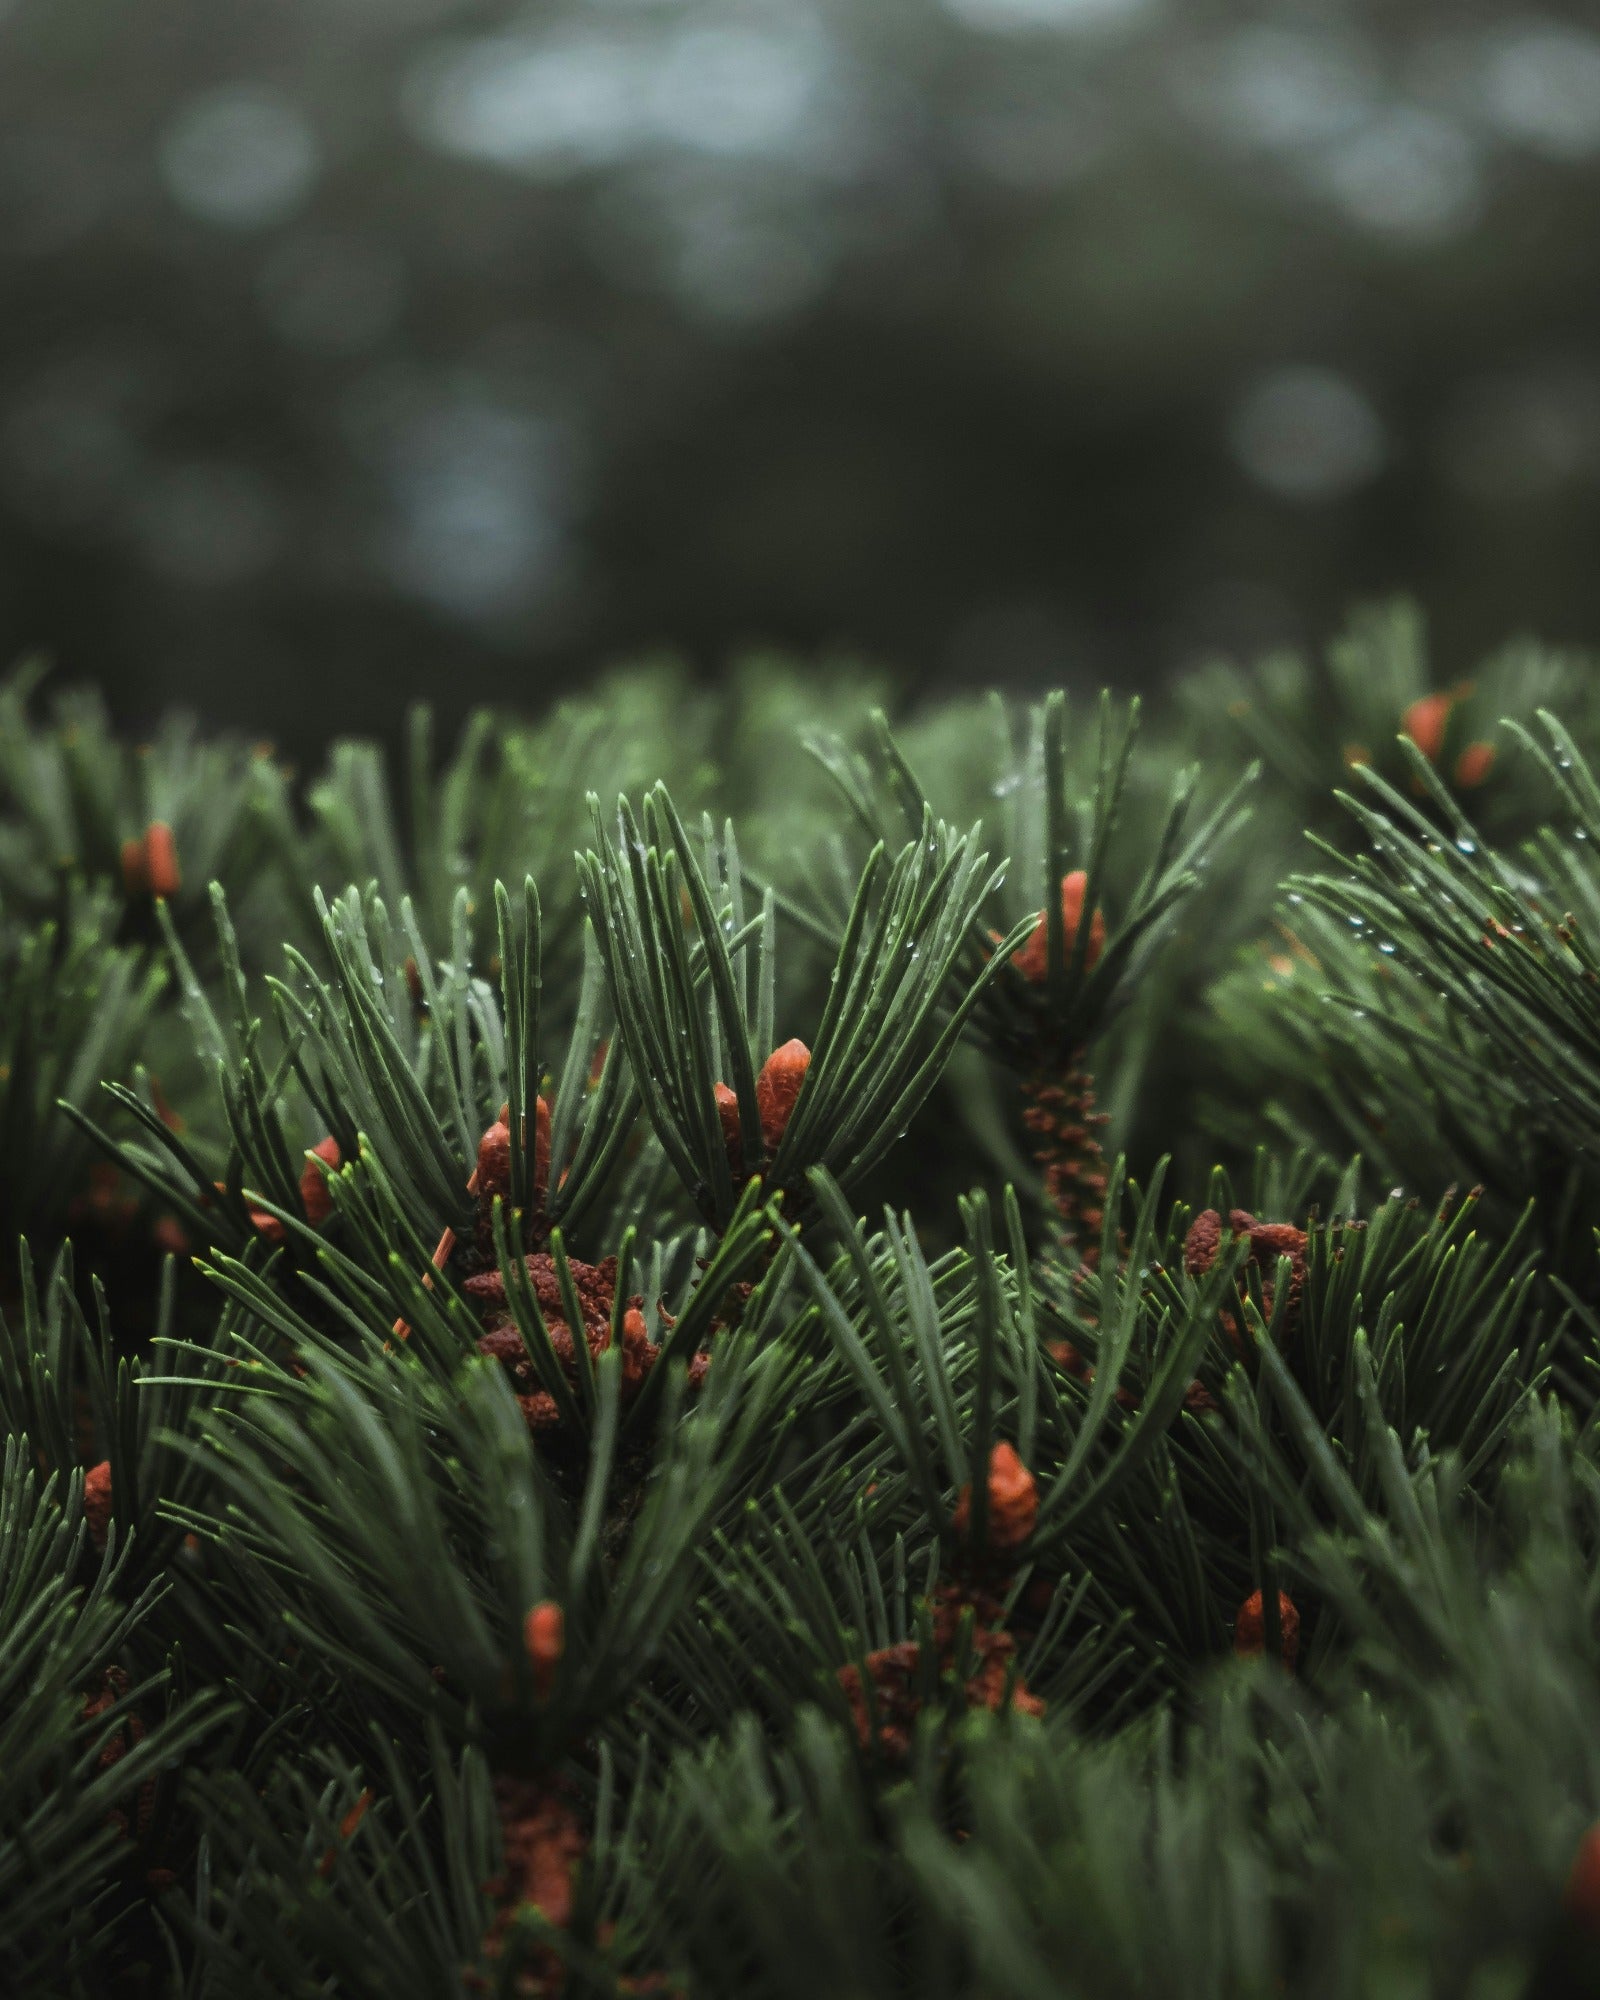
left=756, top=1039, right=810, bottom=1155
left=81, top=1666, right=154, bottom=1840
left=1234, top=1588, right=1300, bottom=1668
left=950, top=1441, right=1039, bottom=1554
left=1184, top=1207, right=1308, bottom=1349
left=1182, top=1207, right=1225, bottom=1277
left=1013, top=870, right=1106, bottom=984
left=299, top=1136, right=342, bottom=1227
left=837, top=1583, right=1044, bottom=1763
left=467, top=1253, right=660, bottom=1436
left=481, top=1776, right=587, bottom=1964
left=837, top=1640, right=920, bottom=1761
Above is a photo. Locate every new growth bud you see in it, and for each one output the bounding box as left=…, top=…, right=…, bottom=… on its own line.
left=299, top=1137, right=342, bottom=1228
left=1014, top=870, right=1106, bottom=984
left=1234, top=1588, right=1300, bottom=1669
left=524, top=1600, right=565, bottom=1701
left=951, top=1441, right=1039, bottom=1554
left=120, top=821, right=182, bottom=898
left=755, top=1039, right=810, bottom=1156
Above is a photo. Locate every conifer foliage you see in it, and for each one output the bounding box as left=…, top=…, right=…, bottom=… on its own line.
left=6, top=611, right=1600, bottom=1997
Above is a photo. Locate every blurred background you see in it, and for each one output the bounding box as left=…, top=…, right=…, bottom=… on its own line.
left=3, top=0, right=1599, bottom=763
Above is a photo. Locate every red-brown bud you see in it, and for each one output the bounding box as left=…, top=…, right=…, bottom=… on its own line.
left=123, top=822, right=182, bottom=897
left=1183, top=1208, right=1225, bottom=1277
left=1189, top=1205, right=1269, bottom=1271
left=950, top=1441, right=1039, bottom=1553
left=84, top=1459, right=113, bottom=1551
left=317, top=1788, right=373, bottom=1879
left=713, top=1082, right=743, bottom=1178
left=477, top=1108, right=512, bottom=1201
left=1455, top=740, right=1495, bottom=789
left=81, top=1665, right=152, bottom=1840
left=144, top=821, right=180, bottom=898
left=299, top=1136, right=341, bottom=1227
left=1184, top=1207, right=1307, bottom=1349
left=229, top=1180, right=287, bottom=1245
left=1234, top=1588, right=1300, bottom=1668
left=1249, top=1220, right=1307, bottom=1266
left=476, top=1099, right=552, bottom=1207
left=153, top=1214, right=191, bottom=1257
left=619, top=1307, right=659, bottom=1395
left=1014, top=870, right=1106, bottom=984
left=523, top=1600, right=564, bottom=1700
left=756, top=1040, right=810, bottom=1155
left=533, top=1094, right=551, bottom=1208
left=1402, top=691, right=1452, bottom=765
left=1564, top=1821, right=1600, bottom=1936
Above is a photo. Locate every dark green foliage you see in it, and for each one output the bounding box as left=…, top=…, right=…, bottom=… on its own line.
left=0, top=1437, right=225, bottom=1991
left=5, top=609, right=1600, bottom=1998
left=0, top=900, right=168, bottom=1248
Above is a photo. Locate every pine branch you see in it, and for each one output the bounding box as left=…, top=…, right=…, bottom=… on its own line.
left=580, top=785, right=1022, bottom=1229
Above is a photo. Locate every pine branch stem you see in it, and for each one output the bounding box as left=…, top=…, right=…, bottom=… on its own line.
left=1021, top=1047, right=1110, bottom=1262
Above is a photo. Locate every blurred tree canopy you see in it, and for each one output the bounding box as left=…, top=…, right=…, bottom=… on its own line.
left=2, top=0, right=1599, bottom=757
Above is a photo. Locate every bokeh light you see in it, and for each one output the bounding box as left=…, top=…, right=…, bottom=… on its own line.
left=0, top=0, right=1594, bottom=752
left=159, top=85, right=322, bottom=230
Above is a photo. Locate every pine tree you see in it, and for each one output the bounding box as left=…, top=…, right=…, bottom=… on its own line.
left=5, top=609, right=1600, bottom=1997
